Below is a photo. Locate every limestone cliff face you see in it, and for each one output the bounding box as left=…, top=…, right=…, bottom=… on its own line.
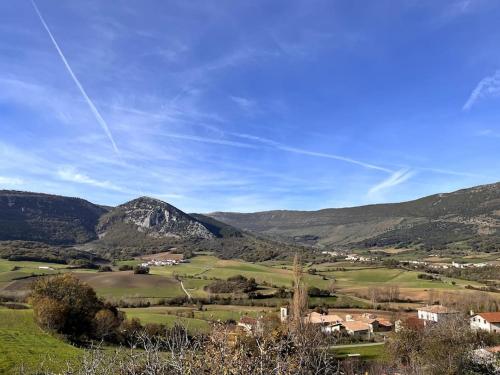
left=97, top=197, right=215, bottom=240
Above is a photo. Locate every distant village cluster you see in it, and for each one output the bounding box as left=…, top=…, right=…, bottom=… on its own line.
left=407, top=260, right=490, bottom=269
left=139, top=258, right=188, bottom=267
left=321, top=251, right=375, bottom=262
left=321, top=251, right=495, bottom=269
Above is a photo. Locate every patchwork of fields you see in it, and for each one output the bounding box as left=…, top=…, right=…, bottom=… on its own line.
left=0, top=252, right=498, bottom=372
left=1, top=254, right=495, bottom=305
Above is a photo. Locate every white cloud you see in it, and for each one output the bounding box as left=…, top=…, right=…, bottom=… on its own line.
left=368, top=169, right=415, bottom=196
left=477, top=129, right=500, bottom=138
left=463, top=70, right=500, bottom=111
left=0, top=176, right=24, bottom=186
left=57, top=168, right=123, bottom=191
left=230, top=96, right=258, bottom=114
left=161, top=133, right=259, bottom=149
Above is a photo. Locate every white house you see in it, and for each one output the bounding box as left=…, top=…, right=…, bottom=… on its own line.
left=280, top=307, right=288, bottom=323
left=238, top=316, right=262, bottom=334
left=342, top=321, right=372, bottom=339
left=417, top=305, right=460, bottom=324
left=303, top=312, right=344, bottom=334
left=470, top=312, right=500, bottom=334
left=305, top=311, right=343, bottom=324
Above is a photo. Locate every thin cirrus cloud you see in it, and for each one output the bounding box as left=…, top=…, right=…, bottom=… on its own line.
left=368, top=169, right=415, bottom=196
left=0, top=176, right=24, bottom=185
left=57, top=168, right=123, bottom=192
left=463, top=70, right=500, bottom=110
left=160, top=129, right=394, bottom=174
left=30, top=0, right=119, bottom=154
left=162, top=133, right=259, bottom=149
left=228, top=132, right=394, bottom=173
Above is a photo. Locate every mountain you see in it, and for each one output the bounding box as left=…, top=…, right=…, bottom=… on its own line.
left=189, top=213, right=244, bottom=238
left=94, top=198, right=301, bottom=261
left=208, top=182, right=500, bottom=251
left=0, top=191, right=304, bottom=261
left=2, top=182, right=498, bottom=258
left=0, top=190, right=107, bottom=245
left=97, top=197, right=216, bottom=242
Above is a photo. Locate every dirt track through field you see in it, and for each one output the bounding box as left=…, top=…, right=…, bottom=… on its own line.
left=180, top=280, right=192, bottom=299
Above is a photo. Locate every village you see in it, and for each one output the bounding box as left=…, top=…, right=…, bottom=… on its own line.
left=235, top=302, right=500, bottom=366
left=321, top=250, right=495, bottom=269
left=139, top=258, right=188, bottom=267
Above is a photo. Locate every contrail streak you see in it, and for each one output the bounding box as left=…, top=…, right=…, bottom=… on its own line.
left=229, top=132, right=393, bottom=173
left=31, top=0, right=119, bottom=153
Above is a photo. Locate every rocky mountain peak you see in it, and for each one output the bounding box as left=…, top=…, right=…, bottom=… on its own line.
left=97, top=196, right=215, bottom=240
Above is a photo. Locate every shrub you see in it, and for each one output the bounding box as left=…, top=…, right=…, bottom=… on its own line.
left=118, top=264, right=133, bottom=271
left=308, top=287, right=330, bottom=297
left=205, top=275, right=258, bottom=294
left=134, top=265, right=150, bottom=274
left=30, top=274, right=123, bottom=342
left=93, top=308, right=123, bottom=341
left=98, top=265, right=113, bottom=272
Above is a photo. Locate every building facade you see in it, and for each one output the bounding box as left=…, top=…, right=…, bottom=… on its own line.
left=470, top=313, right=500, bottom=334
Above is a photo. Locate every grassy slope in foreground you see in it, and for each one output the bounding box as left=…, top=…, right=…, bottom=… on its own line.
left=0, top=308, right=81, bottom=373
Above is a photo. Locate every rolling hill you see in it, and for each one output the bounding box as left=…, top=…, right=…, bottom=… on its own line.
left=1, top=182, right=498, bottom=258
left=208, top=182, right=500, bottom=251
left=0, top=190, right=107, bottom=245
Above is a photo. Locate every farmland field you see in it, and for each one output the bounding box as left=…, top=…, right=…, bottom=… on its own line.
left=331, top=343, right=387, bottom=360
left=121, top=304, right=277, bottom=333
left=317, top=266, right=484, bottom=290
left=149, top=256, right=300, bottom=287
left=1, top=254, right=497, bottom=307
left=0, top=251, right=499, bottom=373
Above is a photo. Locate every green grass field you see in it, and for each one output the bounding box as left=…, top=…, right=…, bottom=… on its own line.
left=331, top=343, right=386, bottom=360
left=0, top=308, right=81, bottom=374
left=121, top=304, right=277, bottom=333
left=150, top=256, right=332, bottom=289
left=121, top=307, right=212, bottom=333
left=318, top=267, right=482, bottom=290
left=2, top=254, right=492, bottom=311
left=0, top=259, right=70, bottom=284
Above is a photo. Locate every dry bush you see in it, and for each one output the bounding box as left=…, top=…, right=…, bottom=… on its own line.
left=388, top=315, right=498, bottom=375
left=28, top=321, right=346, bottom=375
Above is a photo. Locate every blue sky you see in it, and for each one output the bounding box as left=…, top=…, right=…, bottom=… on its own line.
left=0, top=0, right=499, bottom=212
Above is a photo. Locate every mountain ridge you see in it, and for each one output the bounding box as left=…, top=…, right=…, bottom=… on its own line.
left=0, top=190, right=107, bottom=245
left=0, top=181, right=498, bottom=256
left=208, top=182, right=500, bottom=250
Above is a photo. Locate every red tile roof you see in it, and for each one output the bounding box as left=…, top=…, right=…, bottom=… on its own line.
left=305, top=312, right=343, bottom=324
left=377, top=319, right=393, bottom=327
left=402, top=317, right=425, bottom=331
left=476, top=312, right=500, bottom=323
left=487, top=346, right=500, bottom=353
left=343, top=321, right=371, bottom=332
left=239, top=316, right=257, bottom=325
